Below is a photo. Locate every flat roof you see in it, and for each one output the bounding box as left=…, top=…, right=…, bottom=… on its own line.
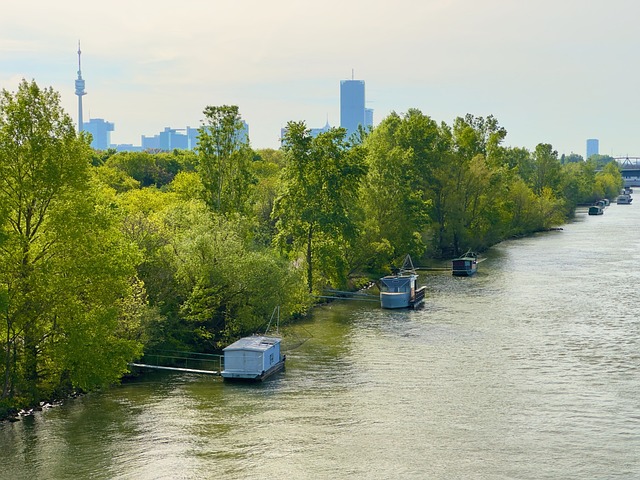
left=223, top=335, right=281, bottom=352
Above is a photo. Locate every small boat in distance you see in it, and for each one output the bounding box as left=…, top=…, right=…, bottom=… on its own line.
left=452, top=251, right=479, bottom=276
left=588, top=205, right=604, bottom=215
left=617, top=193, right=632, bottom=205
left=379, top=254, right=426, bottom=309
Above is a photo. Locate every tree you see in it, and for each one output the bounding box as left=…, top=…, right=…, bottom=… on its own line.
left=531, top=143, right=562, bottom=195
left=562, top=153, right=584, bottom=164
left=360, top=110, right=443, bottom=264
left=426, top=115, right=506, bottom=255
left=197, top=105, right=254, bottom=215
left=273, top=122, right=367, bottom=292
left=594, top=161, right=624, bottom=200
left=0, top=80, right=144, bottom=405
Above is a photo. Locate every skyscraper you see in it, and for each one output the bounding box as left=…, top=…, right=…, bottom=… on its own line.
left=586, top=138, right=599, bottom=159
left=340, top=78, right=366, bottom=139
left=75, top=41, right=86, bottom=133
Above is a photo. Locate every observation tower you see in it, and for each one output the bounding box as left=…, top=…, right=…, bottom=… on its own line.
left=75, top=41, right=86, bottom=132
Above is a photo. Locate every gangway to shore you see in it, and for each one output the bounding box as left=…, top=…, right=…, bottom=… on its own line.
left=129, top=350, right=224, bottom=376
left=315, top=288, right=379, bottom=302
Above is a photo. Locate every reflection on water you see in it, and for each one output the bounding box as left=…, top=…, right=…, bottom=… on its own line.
left=2, top=206, right=640, bottom=479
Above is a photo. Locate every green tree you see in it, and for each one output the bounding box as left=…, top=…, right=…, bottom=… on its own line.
left=562, top=153, right=584, bottom=164
left=0, top=80, right=144, bottom=405
left=273, top=122, right=367, bottom=292
left=197, top=105, right=254, bottom=215
left=360, top=110, right=443, bottom=264
left=594, top=161, right=624, bottom=200
left=561, top=160, right=596, bottom=208
left=426, top=115, right=506, bottom=256
left=251, top=149, right=285, bottom=247
left=531, top=143, right=562, bottom=195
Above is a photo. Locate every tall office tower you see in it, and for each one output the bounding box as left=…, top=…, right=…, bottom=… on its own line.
left=75, top=41, right=86, bottom=133
left=340, top=78, right=366, bottom=139
left=586, top=138, right=599, bottom=159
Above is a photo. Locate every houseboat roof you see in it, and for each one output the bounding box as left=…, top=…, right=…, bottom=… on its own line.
left=223, top=336, right=281, bottom=353
left=453, top=251, right=478, bottom=261
left=380, top=273, right=417, bottom=284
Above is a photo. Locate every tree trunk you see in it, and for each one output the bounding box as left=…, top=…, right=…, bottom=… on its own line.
left=23, top=324, right=39, bottom=403
left=306, top=224, right=313, bottom=293
left=2, top=320, right=12, bottom=399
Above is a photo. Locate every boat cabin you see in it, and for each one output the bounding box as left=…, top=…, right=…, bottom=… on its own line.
left=588, top=205, right=604, bottom=215
left=617, top=193, right=632, bottom=205
left=221, top=336, right=285, bottom=381
left=379, top=255, right=426, bottom=309
left=452, top=255, right=478, bottom=276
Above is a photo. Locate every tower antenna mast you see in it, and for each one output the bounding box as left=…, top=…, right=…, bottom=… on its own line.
left=75, top=40, right=86, bottom=133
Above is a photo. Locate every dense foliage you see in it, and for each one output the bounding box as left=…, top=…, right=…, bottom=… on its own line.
left=0, top=81, right=623, bottom=416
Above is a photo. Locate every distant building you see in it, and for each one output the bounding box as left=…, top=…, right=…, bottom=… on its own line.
left=340, top=79, right=366, bottom=139
left=365, top=108, right=374, bottom=129
left=141, top=122, right=248, bottom=151
left=141, top=126, right=199, bottom=151
left=83, top=118, right=114, bottom=150
left=112, top=144, right=143, bottom=152
left=310, top=120, right=332, bottom=138
left=339, top=78, right=373, bottom=139
left=586, top=139, right=599, bottom=159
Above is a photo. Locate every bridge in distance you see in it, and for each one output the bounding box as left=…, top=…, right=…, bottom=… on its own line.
left=615, top=157, right=640, bottom=186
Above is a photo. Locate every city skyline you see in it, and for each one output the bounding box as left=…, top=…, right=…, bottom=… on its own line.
left=2, top=1, right=640, bottom=156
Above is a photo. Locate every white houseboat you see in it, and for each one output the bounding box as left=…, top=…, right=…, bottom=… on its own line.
left=221, top=336, right=285, bottom=381
left=379, top=255, right=426, bottom=309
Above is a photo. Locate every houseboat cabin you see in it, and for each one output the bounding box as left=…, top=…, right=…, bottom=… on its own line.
left=221, top=336, right=285, bottom=381
left=379, top=255, right=426, bottom=309
left=452, top=253, right=478, bottom=276
left=617, top=193, right=632, bottom=205
left=588, top=205, right=604, bottom=215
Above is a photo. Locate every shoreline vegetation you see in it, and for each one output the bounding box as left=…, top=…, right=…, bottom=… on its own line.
left=0, top=80, right=624, bottom=422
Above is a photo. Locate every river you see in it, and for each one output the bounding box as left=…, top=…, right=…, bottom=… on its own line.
left=2, top=203, right=639, bottom=479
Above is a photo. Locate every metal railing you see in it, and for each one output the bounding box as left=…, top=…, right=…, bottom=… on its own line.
left=134, top=350, right=224, bottom=375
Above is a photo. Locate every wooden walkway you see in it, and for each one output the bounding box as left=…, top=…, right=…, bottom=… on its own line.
left=129, top=363, right=221, bottom=375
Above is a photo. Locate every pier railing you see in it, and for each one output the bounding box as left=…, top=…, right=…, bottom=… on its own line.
left=130, top=350, right=224, bottom=375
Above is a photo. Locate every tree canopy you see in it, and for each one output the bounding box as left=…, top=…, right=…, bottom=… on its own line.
left=0, top=80, right=145, bottom=406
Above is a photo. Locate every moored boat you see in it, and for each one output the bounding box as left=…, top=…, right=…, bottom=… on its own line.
left=221, top=335, right=285, bottom=381
left=379, top=255, right=426, bottom=309
left=588, top=205, right=604, bottom=215
left=452, top=251, right=479, bottom=276
left=617, top=193, right=632, bottom=205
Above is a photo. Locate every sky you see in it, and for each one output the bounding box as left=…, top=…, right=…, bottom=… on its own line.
left=1, top=0, right=639, bottom=157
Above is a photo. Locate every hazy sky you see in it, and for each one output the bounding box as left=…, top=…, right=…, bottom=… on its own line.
left=1, top=0, right=639, bottom=157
